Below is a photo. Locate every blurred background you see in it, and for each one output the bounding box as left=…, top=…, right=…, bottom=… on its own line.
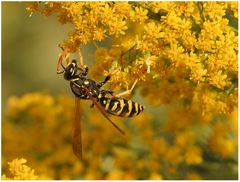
left=3, top=2, right=67, bottom=106
left=2, top=2, right=238, bottom=180
left=2, top=2, right=99, bottom=108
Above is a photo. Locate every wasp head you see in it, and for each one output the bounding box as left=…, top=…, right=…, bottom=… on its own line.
left=57, top=57, right=88, bottom=80
left=63, top=59, right=78, bottom=80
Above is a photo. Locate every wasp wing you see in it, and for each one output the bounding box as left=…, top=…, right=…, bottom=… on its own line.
left=82, top=86, right=125, bottom=135
left=72, top=97, right=83, bottom=160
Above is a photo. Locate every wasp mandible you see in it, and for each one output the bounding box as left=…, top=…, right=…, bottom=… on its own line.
left=57, top=46, right=144, bottom=160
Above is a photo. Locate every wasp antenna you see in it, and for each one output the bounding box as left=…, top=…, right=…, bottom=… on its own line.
left=58, top=44, right=64, bottom=50
left=61, top=62, right=66, bottom=70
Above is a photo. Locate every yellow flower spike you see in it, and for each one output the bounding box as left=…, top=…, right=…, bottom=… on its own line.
left=151, top=138, right=167, bottom=156
left=131, top=6, right=148, bottom=24
left=203, top=2, right=226, bottom=21
left=165, top=146, right=183, bottom=165
left=186, top=172, right=202, bottom=180
left=148, top=159, right=162, bottom=172
left=84, top=169, right=99, bottom=180
left=2, top=158, right=38, bottom=180
left=185, top=146, right=203, bottom=165
left=105, top=169, right=124, bottom=180
left=148, top=172, right=163, bottom=180
left=123, top=170, right=137, bottom=180
left=208, top=70, right=230, bottom=89
left=115, top=2, right=132, bottom=18
left=175, top=131, right=194, bottom=148
left=208, top=121, right=237, bottom=158
left=229, top=2, right=238, bottom=18
left=230, top=108, right=238, bottom=137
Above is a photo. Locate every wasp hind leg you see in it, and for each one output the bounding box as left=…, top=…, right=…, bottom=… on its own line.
left=116, top=79, right=138, bottom=98
left=97, top=69, right=120, bottom=88
left=97, top=75, right=111, bottom=88
left=100, top=90, right=116, bottom=98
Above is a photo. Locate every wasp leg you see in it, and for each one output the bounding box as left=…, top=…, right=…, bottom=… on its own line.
left=97, top=75, right=111, bottom=88
left=82, top=65, right=89, bottom=76
left=82, top=86, right=125, bottom=135
left=76, top=47, right=89, bottom=76
left=97, top=69, right=120, bottom=88
left=77, top=47, right=84, bottom=67
left=59, top=45, right=70, bottom=64
left=100, top=90, right=116, bottom=98
left=116, top=79, right=138, bottom=97
left=77, top=65, right=88, bottom=76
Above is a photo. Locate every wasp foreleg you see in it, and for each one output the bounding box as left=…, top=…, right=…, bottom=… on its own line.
left=116, top=79, right=138, bottom=97
left=57, top=45, right=70, bottom=73
left=77, top=65, right=88, bottom=76
left=76, top=47, right=89, bottom=71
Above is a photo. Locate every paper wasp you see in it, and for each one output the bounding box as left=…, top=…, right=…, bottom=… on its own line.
left=57, top=46, right=144, bottom=160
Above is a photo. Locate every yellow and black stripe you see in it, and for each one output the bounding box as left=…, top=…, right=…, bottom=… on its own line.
left=99, top=97, right=144, bottom=117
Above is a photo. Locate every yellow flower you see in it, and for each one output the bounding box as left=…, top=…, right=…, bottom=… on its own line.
left=208, top=70, right=230, bottom=89
left=114, top=2, right=132, bottom=17
left=186, top=172, right=202, bottom=180
left=143, top=22, right=164, bottom=41
left=175, top=131, right=194, bottom=148
left=151, top=138, right=167, bottom=155
left=203, top=2, right=226, bottom=21
left=208, top=122, right=237, bottom=158
left=165, top=146, right=183, bottom=165
left=105, top=170, right=123, bottom=180
left=108, top=18, right=128, bottom=37
left=229, top=2, right=238, bottom=18
left=185, top=146, right=203, bottom=165
left=130, top=6, right=148, bottom=24
left=2, top=158, right=37, bottom=180
left=148, top=172, right=163, bottom=180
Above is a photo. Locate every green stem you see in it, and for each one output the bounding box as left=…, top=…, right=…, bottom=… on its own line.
left=197, top=2, right=205, bottom=22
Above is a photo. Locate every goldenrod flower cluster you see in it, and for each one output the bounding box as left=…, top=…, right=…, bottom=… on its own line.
left=2, top=158, right=37, bottom=180
left=27, top=2, right=237, bottom=108
left=2, top=2, right=238, bottom=180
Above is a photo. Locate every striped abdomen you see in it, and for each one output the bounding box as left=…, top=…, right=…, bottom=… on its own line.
left=99, top=97, right=144, bottom=117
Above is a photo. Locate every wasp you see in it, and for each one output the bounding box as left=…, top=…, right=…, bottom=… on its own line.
left=57, top=47, right=144, bottom=159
